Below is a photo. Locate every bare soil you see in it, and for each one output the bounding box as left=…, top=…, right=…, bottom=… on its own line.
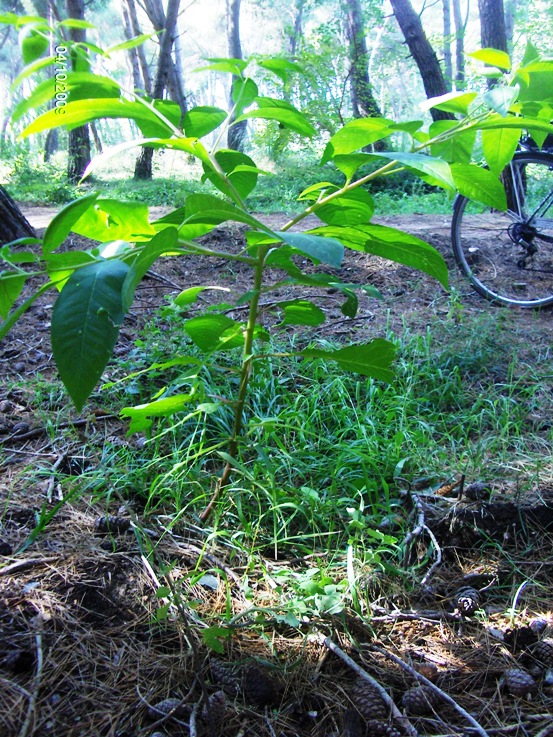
left=0, top=207, right=552, bottom=737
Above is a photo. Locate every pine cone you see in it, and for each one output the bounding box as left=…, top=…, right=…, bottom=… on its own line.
left=242, top=663, right=283, bottom=707
left=530, top=638, right=553, bottom=667
left=209, top=659, right=242, bottom=697
left=147, top=697, right=187, bottom=720
left=500, top=668, right=538, bottom=698
left=350, top=677, right=389, bottom=720
left=401, top=685, right=441, bottom=715
left=201, top=690, right=228, bottom=728
left=455, top=586, right=481, bottom=615
left=94, top=515, right=131, bottom=534
left=364, top=720, right=404, bottom=737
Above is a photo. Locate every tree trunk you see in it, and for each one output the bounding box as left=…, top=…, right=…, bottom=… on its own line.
left=288, top=0, right=305, bottom=56
left=134, top=0, right=182, bottom=180
left=125, top=0, right=152, bottom=95
left=0, top=185, right=36, bottom=245
left=121, top=1, right=143, bottom=92
left=65, top=0, right=91, bottom=182
left=227, top=0, right=247, bottom=152
left=504, top=0, right=518, bottom=53
left=452, top=0, right=467, bottom=88
left=478, top=0, right=508, bottom=52
left=345, top=0, right=384, bottom=120
left=443, top=0, right=453, bottom=87
left=389, top=0, right=455, bottom=121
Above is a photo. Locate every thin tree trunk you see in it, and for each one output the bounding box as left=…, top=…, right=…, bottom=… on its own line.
left=478, top=0, right=507, bottom=52
left=134, top=0, right=182, bottom=180
left=288, top=0, right=305, bottom=56
left=227, top=0, right=247, bottom=152
left=504, top=0, right=518, bottom=54
left=452, top=0, right=467, bottom=88
left=121, top=2, right=142, bottom=91
left=443, top=0, right=453, bottom=87
left=125, top=0, right=152, bottom=95
left=389, top=0, right=455, bottom=121
left=345, top=0, right=384, bottom=120
left=65, top=0, right=91, bottom=182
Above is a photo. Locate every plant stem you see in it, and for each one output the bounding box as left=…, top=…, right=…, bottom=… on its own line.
left=199, top=245, right=270, bottom=521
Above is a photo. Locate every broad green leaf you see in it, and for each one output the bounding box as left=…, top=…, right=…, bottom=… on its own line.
left=422, top=91, right=478, bottom=115
left=482, top=127, right=520, bottom=176
left=429, top=120, right=476, bottom=164
left=19, top=24, right=49, bottom=65
left=315, top=189, right=375, bottom=226
left=390, top=120, right=424, bottom=135
left=309, top=224, right=448, bottom=288
left=0, top=244, right=39, bottom=265
left=258, top=58, right=303, bottom=83
left=470, top=115, right=553, bottom=136
left=469, top=48, right=511, bottom=71
left=450, top=163, right=507, bottom=210
left=298, top=182, right=338, bottom=201
left=378, top=152, right=455, bottom=190
left=183, top=106, right=227, bottom=137
left=276, top=299, right=326, bottom=327
left=483, top=85, right=519, bottom=116
left=275, top=232, right=344, bottom=268
left=43, top=192, right=100, bottom=254
left=121, top=392, right=196, bottom=419
left=122, top=228, right=179, bottom=311
left=236, top=97, right=316, bottom=137
left=0, top=272, right=27, bottom=319
left=202, top=149, right=259, bottom=200
left=300, top=339, right=396, bottom=381
left=232, top=77, right=258, bottom=114
left=20, top=98, right=177, bottom=138
left=516, top=61, right=553, bottom=103
left=184, top=193, right=266, bottom=230
left=195, top=57, right=248, bottom=75
left=174, top=286, right=230, bottom=308
left=322, top=118, right=393, bottom=163
left=521, top=41, right=541, bottom=67
left=183, top=314, right=245, bottom=351
left=72, top=199, right=157, bottom=242
left=58, top=18, right=95, bottom=29
left=11, top=55, right=56, bottom=89
left=51, top=259, right=130, bottom=411
left=332, top=153, right=374, bottom=179
left=104, top=33, right=157, bottom=55
left=46, top=251, right=97, bottom=291
left=12, top=73, right=121, bottom=122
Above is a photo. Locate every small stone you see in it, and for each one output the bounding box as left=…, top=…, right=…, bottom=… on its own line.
left=402, top=685, right=441, bottom=715
left=463, top=481, right=491, bottom=500
left=500, top=668, right=538, bottom=698
left=0, top=540, right=12, bottom=555
left=147, top=698, right=186, bottom=720
left=11, top=421, right=30, bottom=435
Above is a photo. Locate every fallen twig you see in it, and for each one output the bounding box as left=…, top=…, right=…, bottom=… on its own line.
left=18, top=619, right=43, bottom=737
left=0, top=557, right=57, bottom=577
left=320, top=635, right=418, bottom=737
left=369, top=645, right=490, bottom=737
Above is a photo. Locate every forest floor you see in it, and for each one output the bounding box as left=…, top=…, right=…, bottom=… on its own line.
left=0, top=207, right=552, bottom=737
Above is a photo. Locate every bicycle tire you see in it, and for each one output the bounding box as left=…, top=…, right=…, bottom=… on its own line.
left=451, top=150, right=553, bottom=308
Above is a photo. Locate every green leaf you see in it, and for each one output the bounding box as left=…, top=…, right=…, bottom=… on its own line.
left=183, top=106, right=227, bottom=137
left=20, top=98, right=177, bottom=139
left=450, top=163, right=507, bottom=210
left=51, top=260, right=130, bottom=411
left=516, top=61, right=553, bottom=103
left=121, top=392, right=197, bottom=420
left=174, top=285, right=230, bottom=307
left=483, top=85, right=519, bottom=116
left=72, top=199, right=157, bottom=242
left=300, top=339, right=396, bottom=381
left=184, top=193, right=266, bottom=230
left=469, top=48, right=511, bottom=71
left=203, top=150, right=259, bottom=200
left=58, top=18, right=95, bottom=29
left=46, top=251, right=98, bottom=291
left=315, top=189, right=375, bottom=226
left=195, top=57, right=248, bottom=75
left=232, top=77, right=258, bottom=114
left=258, top=58, right=303, bottom=83
left=275, top=232, right=344, bottom=268
left=422, top=91, right=478, bottom=114
left=378, top=152, right=455, bottom=190
left=42, top=192, right=100, bottom=254
left=276, top=299, right=326, bottom=327
left=429, top=121, right=476, bottom=164
left=11, top=55, right=56, bottom=89
left=322, top=118, right=393, bottom=162
left=183, top=314, right=244, bottom=351
left=482, top=127, right=520, bottom=176
left=472, top=115, right=553, bottom=136
left=104, top=33, right=157, bottom=55
left=122, top=228, right=179, bottom=311
left=309, top=224, right=448, bottom=288
left=0, top=272, right=27, bottom=319
left=236, top=97, right=316, bottom=137
left=332, top=153, right=374, bottom=179
left=202, top=626, right=230, bottom=654
left=19, top=23, right=49, bottom=65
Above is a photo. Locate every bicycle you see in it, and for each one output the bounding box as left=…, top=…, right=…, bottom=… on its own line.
left=451, top=141, right=553, bottom=308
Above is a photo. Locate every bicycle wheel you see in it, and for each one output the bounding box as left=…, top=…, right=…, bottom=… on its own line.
left=451, top=150, right=553, bottom=308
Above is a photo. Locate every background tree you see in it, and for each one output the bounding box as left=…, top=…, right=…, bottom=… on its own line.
left=389, top=0, right=456, bottom=121
left=478, top=0, right=508, bottom=53
left=134, top=0, right=185, bottom=180
left=0, top=184, right=36, bottom=244
left=124, top=0, right=152, bottom=95
left=66, top=0, right=92, bottom=182
left=452, top=0, right=468, bottom=88
left=226, top=0, right=247, bottom=151
left=345, top=0, right=383, bottom=120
